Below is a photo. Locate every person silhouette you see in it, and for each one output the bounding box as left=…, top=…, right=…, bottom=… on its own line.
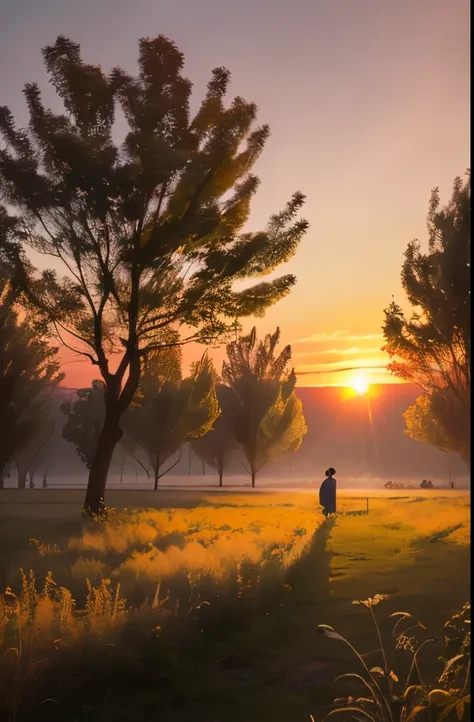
left=319, top=467, right=337, bottom=518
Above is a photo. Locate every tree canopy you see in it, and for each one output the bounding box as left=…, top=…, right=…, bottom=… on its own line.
left=403, top=393, right=451, bottom=452
left=222, top=326, right=307, bottom=486
left=191, top=384, right=238, bottom=486
left=383, top=172, right=470, bottom=469
left=0, top=34, right=307, bottom=512
left=61, top=380, right=107, bottom=469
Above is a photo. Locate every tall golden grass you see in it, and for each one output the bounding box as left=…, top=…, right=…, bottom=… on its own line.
left=0, top=492, right=470, bottom=720
left=1, top=494, right=325, bottom=718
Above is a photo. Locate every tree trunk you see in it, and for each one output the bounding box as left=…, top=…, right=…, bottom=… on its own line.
left=462, top=446, right=470, bottom=472
left=153, top=458, right=160, bottom=491
left=120, top=449, right=127, bottom=484
left=202, top=460, right=205, bottom=476
left=218, top=465, right=223, bottom=487
left=0, top=458, right=8, bottom=489
left=83, top=413, right=123, bottom=515
left=17, top=466, right=27, bottom=489
left=251, top=468, right=256, bottom=488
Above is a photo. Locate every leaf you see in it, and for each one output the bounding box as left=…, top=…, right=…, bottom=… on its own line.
left=389, top=671, right=399, bottom=682
left=317, top=624, right=345, bottom=641
left=405, top=705, right=427, bottom=722
left=317, top=624, right=336, bottom=632
left=429, top=689, right=457, bottom=705
left=391, top=612, right=412, bottom=619
left=456, top=701, right=465, bottom=720
left=438, top=704, right=456, bottom=722
left=321, top=706, right=377, bottom=722
left=370, top=667, right=385, bottom=677
left=325, top=630, right=346, bottom=641
left=404, top=685, right=425, bottom=699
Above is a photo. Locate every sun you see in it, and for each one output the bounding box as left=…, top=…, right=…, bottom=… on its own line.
left=350, top=374, right=369, bottom=395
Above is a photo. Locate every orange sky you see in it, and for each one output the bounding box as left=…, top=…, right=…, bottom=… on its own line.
left=2, top=0, right=469, bottom=388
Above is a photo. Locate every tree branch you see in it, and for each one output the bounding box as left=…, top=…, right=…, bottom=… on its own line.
left=158, top=448, right=182, bottom=480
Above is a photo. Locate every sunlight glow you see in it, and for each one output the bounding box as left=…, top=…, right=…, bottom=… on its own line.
left=350, top=374, right=369, bottom=395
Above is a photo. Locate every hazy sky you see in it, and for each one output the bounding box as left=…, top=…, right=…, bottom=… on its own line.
left=0, top=0, right=470, bottom=387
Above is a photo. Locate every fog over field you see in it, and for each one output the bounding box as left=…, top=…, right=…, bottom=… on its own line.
left=2, top=384, right=468, bottom=490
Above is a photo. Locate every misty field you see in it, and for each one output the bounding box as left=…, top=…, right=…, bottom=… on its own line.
left=0, top=489, right=470, bottom=722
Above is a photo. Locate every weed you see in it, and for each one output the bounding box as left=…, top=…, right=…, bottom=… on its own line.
left=315, top=596, right=470, bottom=722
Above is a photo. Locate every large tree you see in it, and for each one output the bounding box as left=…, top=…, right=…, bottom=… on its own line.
left=123, top=349, right=219, bottom=489
left=0, top=35, right=308, bottom=513
left=222, top=327, right=307, bottom=487
left=383, top=172, right=470, bottom=469
left=191, top=384, right=239, bottom=486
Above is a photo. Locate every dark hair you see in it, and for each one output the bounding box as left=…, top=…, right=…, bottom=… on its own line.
left=325, top=467, right=336, bottom=477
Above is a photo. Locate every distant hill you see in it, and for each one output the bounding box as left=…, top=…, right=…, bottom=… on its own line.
left=4, top=384, right=467, bottom=488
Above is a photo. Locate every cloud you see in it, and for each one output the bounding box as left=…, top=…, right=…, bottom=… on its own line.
left=294, top=346, right=383, bottom=358
left=295, top=357, right=388, bottom=376
left=293, top=330, right=383, bottom=344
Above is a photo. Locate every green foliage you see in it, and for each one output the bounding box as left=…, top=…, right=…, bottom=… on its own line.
left=61, top=380, right=107, bottom=468
left=316, top=597, right=471, bottom=722
left=123, top=349, right=220, bottom=488
left=383, top=172, right=470, bottom=469
left=191, top=384, right=239, bottom=485
left=222, top=326, right=307, bottom=485
left=403, top=394, right=452, bottom=453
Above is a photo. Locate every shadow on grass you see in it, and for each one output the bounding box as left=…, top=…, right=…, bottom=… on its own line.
left=203, top=518, right=339, bottom=722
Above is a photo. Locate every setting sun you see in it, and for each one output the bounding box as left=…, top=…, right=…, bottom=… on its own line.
left=350, top=374, right=369, bottom=395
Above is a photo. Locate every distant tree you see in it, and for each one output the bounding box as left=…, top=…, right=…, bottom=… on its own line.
left=14, top=414, right=55, bottom=488
left=2, top=208, right=60, bottom=489
left=61, top=380, right=149, bottom=477
left=191, top=384, right=238, bottom=486
left=0, top=299, right=62, bottom=488
left=222, top=327, right=307, bottom=487
left=383, top=172, right=470, bottom=469
left=123, top=349, right=219, bottom=489
left=61, top=381, right=106, bottom=469
left=0, top=35, right=308, bottom=514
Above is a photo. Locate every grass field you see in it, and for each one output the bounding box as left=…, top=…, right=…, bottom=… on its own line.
left=0, top=489, right=470, bottom=722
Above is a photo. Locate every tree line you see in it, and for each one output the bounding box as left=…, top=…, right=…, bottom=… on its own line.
left=0, top=321, right=307, bottom=490
left=0, top=33, right=470, bottom=505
